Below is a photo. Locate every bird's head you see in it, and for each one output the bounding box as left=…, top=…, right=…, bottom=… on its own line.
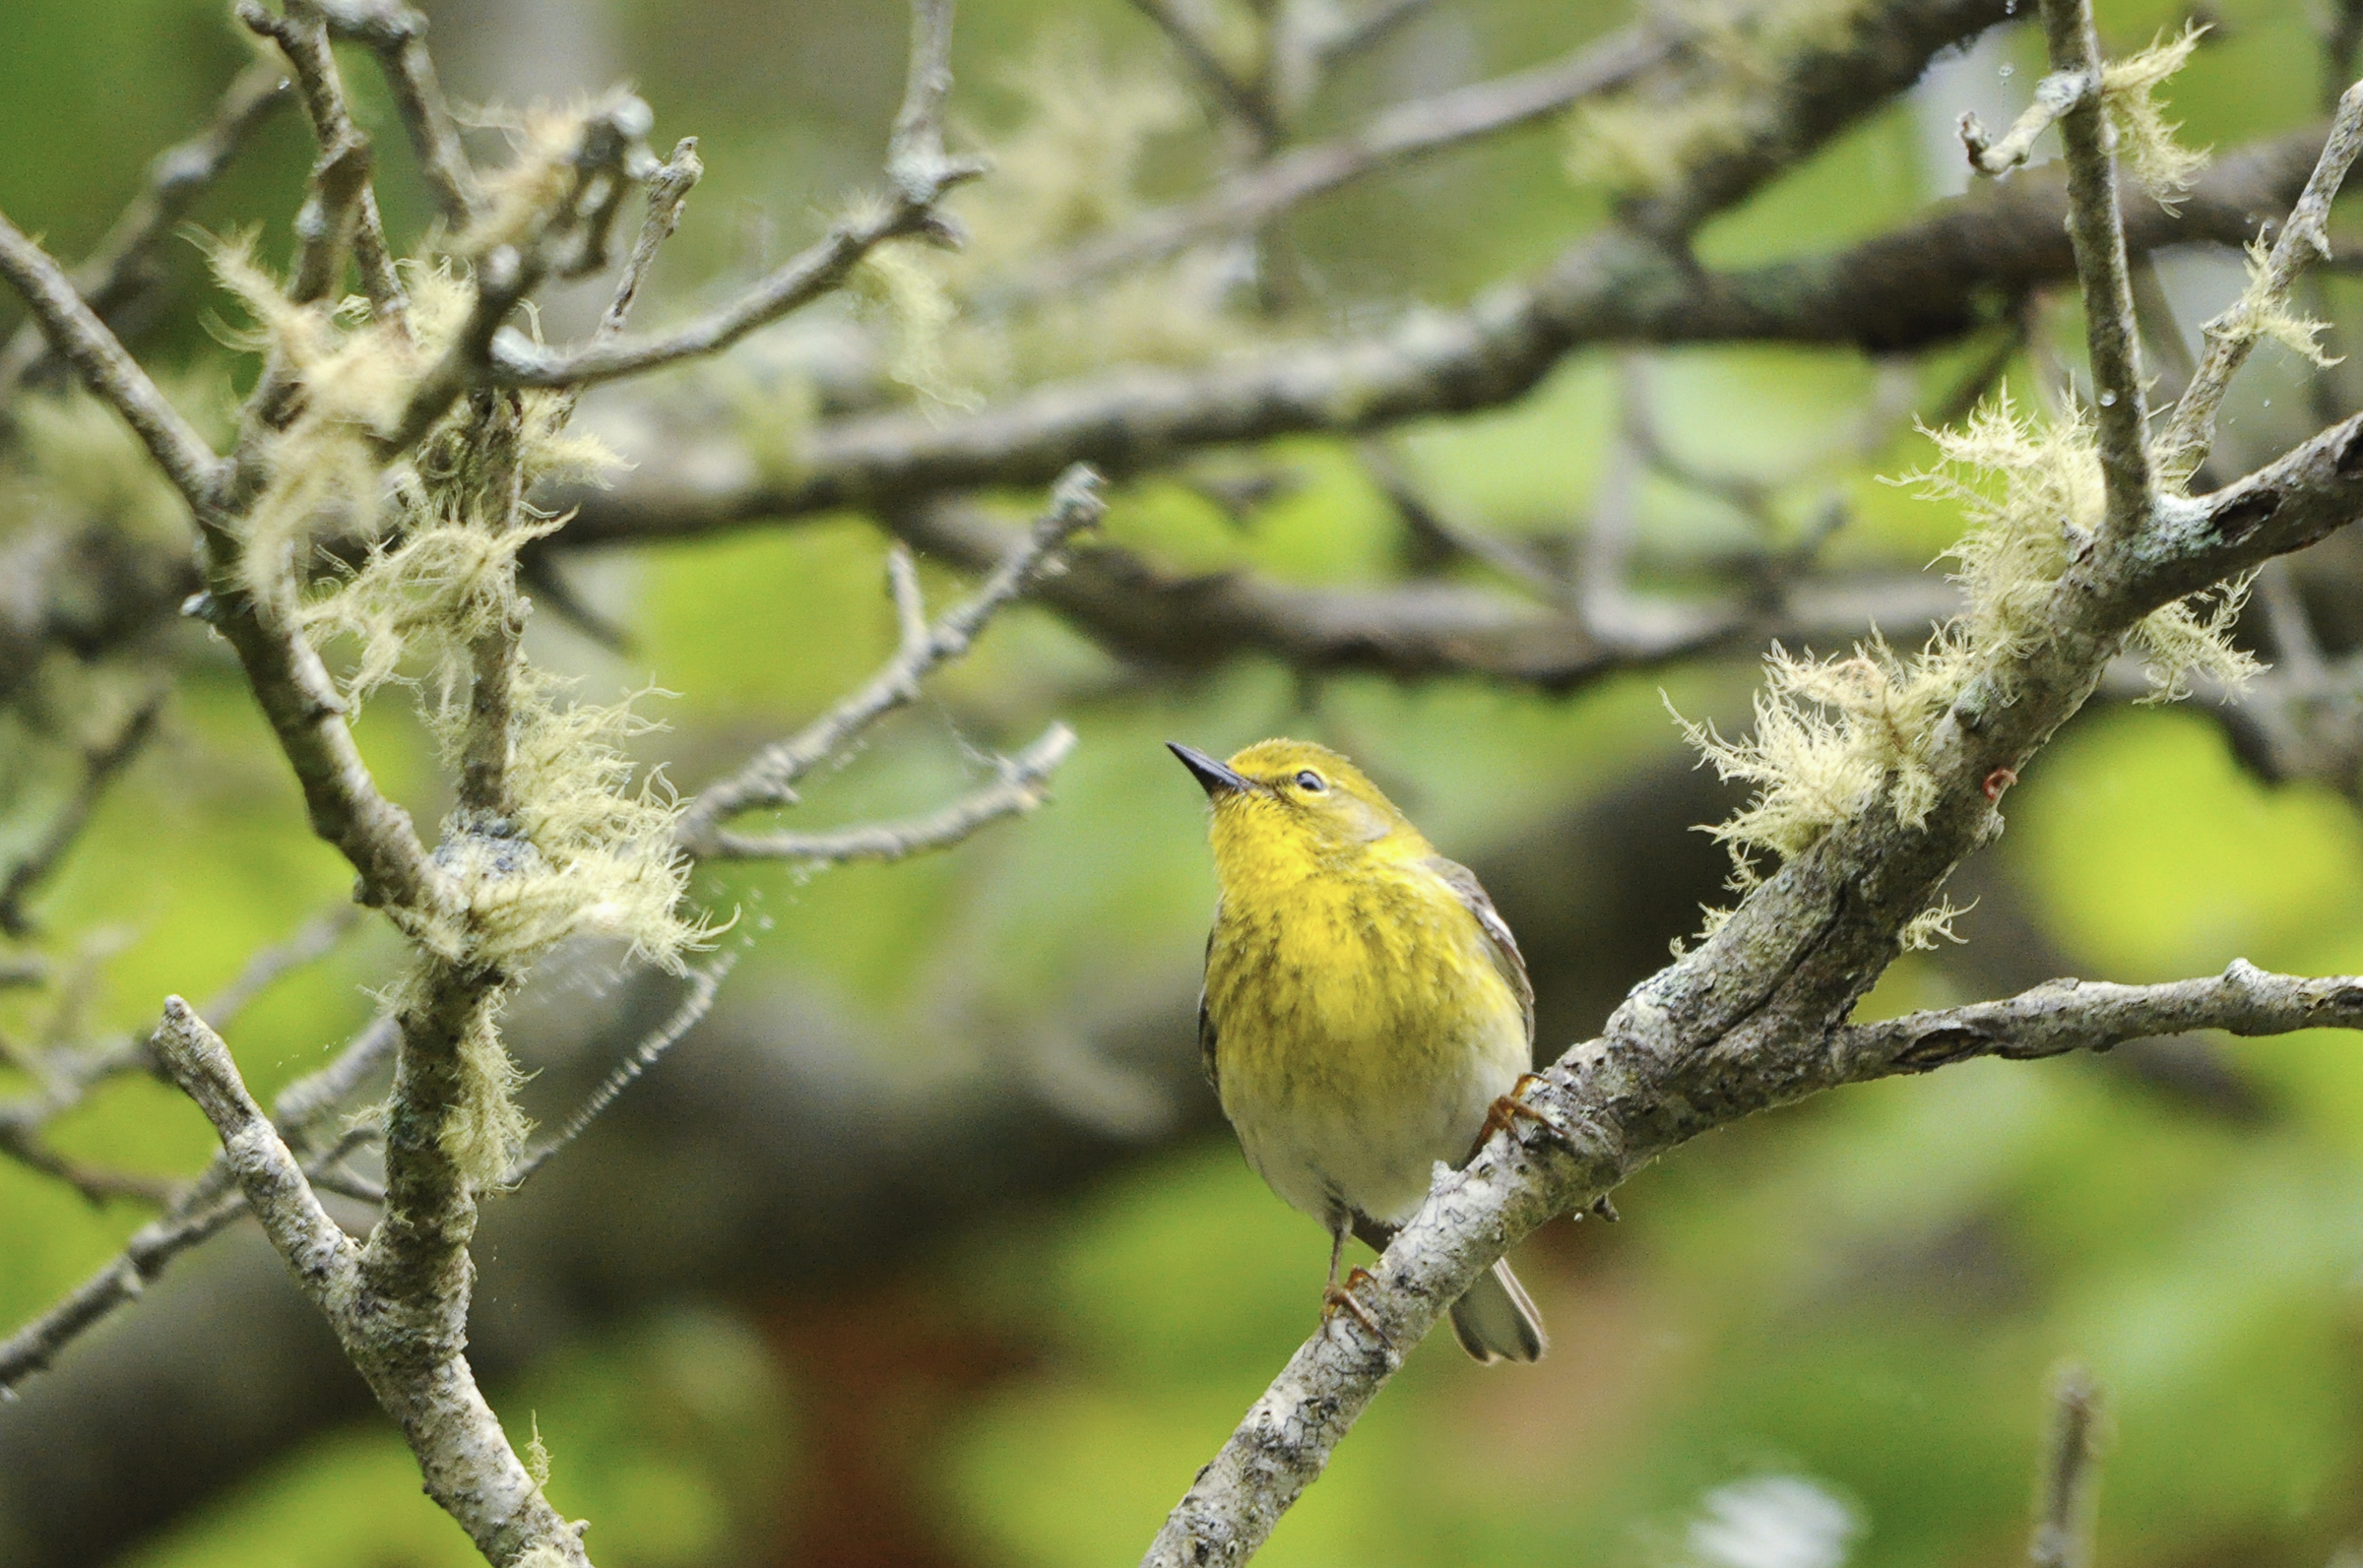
left=1167, top=737, right=1425, bottom=871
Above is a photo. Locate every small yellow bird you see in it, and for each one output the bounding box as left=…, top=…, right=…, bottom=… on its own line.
left=1170, top=737, right=1547, bottom=1363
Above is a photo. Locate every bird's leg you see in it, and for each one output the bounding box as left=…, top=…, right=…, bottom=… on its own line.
left=1475, top=1072, right=1576, bottom=1154
left=1318, top=1215, right=1388, bottom=1345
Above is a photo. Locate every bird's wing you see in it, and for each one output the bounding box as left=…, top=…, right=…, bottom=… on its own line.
left=1197, top=921, right=1221, bottom=1096
left=1421, top=855, right=1535, bottom=1046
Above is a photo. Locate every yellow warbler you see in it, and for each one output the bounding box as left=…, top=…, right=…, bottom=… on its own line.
left=1170, top=737, right=1547, bottom=1363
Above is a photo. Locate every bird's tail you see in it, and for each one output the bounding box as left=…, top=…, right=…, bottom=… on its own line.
left=1449, top=1258, right=1547, bottom=1363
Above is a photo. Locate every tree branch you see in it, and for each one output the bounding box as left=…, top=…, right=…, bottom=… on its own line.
left=707, top=721, right=1076, bottom=863
left=557, top=123, right=2326, bottom=548
left=2156, top=78, right=2363, bottom=481
left=1142, top=952, right=2363, bottom=1567
left=152, top=998, right=591, bottom=1568
left=676, top=465, right=1104, bottom=850
left=2037, top=0, right=2150, bottom=539
left=1005, top=22, right=1676, bottom=300
left=489, top=0, right=982, bottom=391
left=318, top=0, right=484, bottom=224
left=0, top=1011, right=395, bottom=1394
left=236, top=0, right=407, bottom=332
left=0, top=211, right=224, bottom=510
left=2027, top=1366, right=2105, bottom=1568
left=1959, top=69, right=2091, bottom=176
left=0, top=58, right=289, bottom=391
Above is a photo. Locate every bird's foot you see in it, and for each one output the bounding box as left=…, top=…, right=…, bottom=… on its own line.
left=1321, top=1268, right=1390, bottom=1347
left=1478, top=1073, right=1575, bottom=1152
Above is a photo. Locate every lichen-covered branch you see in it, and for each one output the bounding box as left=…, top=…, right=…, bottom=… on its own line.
left=557, top=123, right=2327, bottom=548
left=1140, top=59, right=2363, bottom=1545
left=2155, top=78, right=2363, bottom=480
left=1142, top=962, right=2363, bottom=1568
left=152, top=999, right=592, bottom=1568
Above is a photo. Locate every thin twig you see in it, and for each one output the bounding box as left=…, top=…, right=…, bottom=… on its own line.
left=2028, top=1366, right=2105, bottom=1568
left=1005, top=23, right=1674, bottom=301
left=0, top=688, right=169, bottom=938
left=1127, top=0, right=1281, bottom=149
left=708, top=721, right=1076, bottom=863
left=2155, top=78, right=2363, bottom=483
left=235, top=0, right=407, bottom=333
left=0, top=1012, right=397, bottom=1394
left=1959, top=70, right=2092, bottom=176
left=318, top=0, right=483, bottom=223
left=677, top=465, right=1105, bottom=848
left=202, top=905, right=363, bottom=1031
left=493, top=0, right=979, bottom=390
left=0, top=58, right=289, bottom=390
left=594, top=140, right=703, bottom=344
left=503, top=955, right=734, bottom=1187
left=2037, top=0, right=2152, bottom=539
left=0, top=209, right=224, bottom=510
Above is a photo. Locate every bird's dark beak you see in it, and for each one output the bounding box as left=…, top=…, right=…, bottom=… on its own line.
left=1168, top=741, right=1252, bottom=798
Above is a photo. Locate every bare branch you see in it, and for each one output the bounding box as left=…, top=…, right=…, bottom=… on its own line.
left=676, top=464, right=1105, bottom=849
left=202, top=904, right=363, bottom=1031
left=593, top=140, right=702, bottom=345
left=503, top=956, right=734, bottom=1187
left=708, top=721, right=1076, bottom=863
left=0, top=687, right=168, bottom=938
left=235, top=0, right=407, bottom=332
left=1009, top=24, right=1676, bottom=300
left=1959, top=69, right=2091, bottom=176
left=0, top=59, right=289, bottom=391
left=2036, top=0, right=2151, bottom=539
left=151, top=998, right=358, bottom=1293
left=2028, top=1366, right=2105, bottom=1568
left=0, top=210, right=224, bottom=510
left=2156, top=78, right=2363, bottom=481
left=0, top=1012, right=395, bottom=1394
left=1126, top=0, right=1281, bottom=149
left=888, top=0, right=966, bottom=198
left=318, top=0, right=484, bottom=223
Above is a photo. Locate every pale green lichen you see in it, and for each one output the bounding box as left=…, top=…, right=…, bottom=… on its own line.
left=2100, top=26, right=2210, bottom=206
left=850, top=232, right=974, bottom=409
left=1676, top=387, right=2259, bottom=940
left=419, top=672, right=703, bottom=975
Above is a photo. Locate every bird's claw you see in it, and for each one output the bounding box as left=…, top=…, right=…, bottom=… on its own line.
left=1479, top=1073, right=1576, bottom=1153
left=1321, top=1268, right=1390, bottom=1347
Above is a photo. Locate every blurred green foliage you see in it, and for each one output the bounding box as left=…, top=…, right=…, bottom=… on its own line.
left=6, top=0, right=2363, bottom=1563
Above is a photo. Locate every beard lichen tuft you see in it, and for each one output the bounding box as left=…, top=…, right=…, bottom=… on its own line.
left=2099, top=26, right=2210, bottom=206
left=1678, top=384, right=2260, bottom=941
left=421, top=671, right=703, bottom=973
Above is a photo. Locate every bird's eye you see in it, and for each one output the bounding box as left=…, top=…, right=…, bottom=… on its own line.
left=1295, top=770, right=1325, bottom=792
